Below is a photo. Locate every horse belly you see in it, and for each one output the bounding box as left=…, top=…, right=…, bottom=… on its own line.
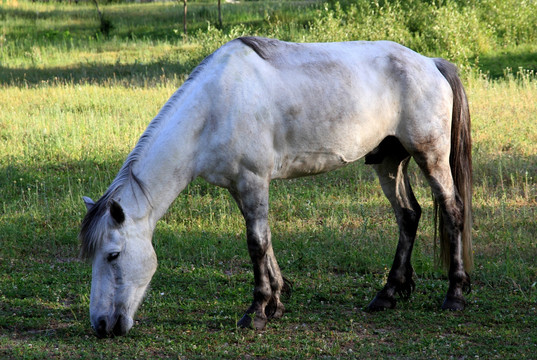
left=272, top=150, right=358, bottom=179
left=270, top=96, right=395, bottom=179
left=271, top=111, right=383, bottom=179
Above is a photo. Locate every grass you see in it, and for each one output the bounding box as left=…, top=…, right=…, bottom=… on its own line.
left=1, top=0, right=537, bottom=358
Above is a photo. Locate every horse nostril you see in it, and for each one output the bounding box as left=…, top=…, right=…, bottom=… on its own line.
left=112, top=315, right=125, bottom=337
left=95, top=317, right=108, bottom=338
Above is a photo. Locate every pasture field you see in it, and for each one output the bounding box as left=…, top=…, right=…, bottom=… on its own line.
left=1, top=0, right=537, bottom=358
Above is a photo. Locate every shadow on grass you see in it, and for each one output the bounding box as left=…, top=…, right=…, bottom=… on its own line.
left=475, top=47, right=537, bottom=79
left=0, top=56, right=206, bottom=87
left=472, top=152, right=537, bottom=189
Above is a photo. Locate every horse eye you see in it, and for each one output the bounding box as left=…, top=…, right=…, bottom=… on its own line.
left=107, top=252, right=120, bottom=262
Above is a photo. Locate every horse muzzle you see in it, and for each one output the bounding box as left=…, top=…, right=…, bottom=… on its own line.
left=92, top=314, right=133, bottom=338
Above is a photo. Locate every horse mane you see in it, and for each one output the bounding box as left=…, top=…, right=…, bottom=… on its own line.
left=79, top=52, right=215, bottom=261
left=238, top=36, right=282, bottom=60
left=238, top=36, right=304, bottom=65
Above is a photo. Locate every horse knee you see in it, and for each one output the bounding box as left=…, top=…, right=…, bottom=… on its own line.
left=246, top=221, right=271, bottom=256
left=247, top=236, right=269, bottom=258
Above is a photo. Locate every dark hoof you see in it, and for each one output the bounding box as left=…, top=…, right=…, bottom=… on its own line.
left=441, top=295, right=466, bottom=311
left=366, top=294, right=396, bottom=312
left=237, top=313, right=253, bottom=329
left=237, top=313, right=267, bottom=330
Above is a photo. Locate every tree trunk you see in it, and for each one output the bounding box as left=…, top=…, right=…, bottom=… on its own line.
left=218, top=0, right=222, bottom=29
left=183, top=0, right=187, bottom=39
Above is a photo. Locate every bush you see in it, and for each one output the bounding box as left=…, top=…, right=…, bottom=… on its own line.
left=304, top=0, right=495, bottom=64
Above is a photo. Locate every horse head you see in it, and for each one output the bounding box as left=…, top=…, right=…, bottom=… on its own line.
left=81, top=196, right=157, bottom=338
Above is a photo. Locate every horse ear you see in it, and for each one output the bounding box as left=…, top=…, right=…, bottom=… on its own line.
left=83, top=196, right=95, bottom=211
left=109, top=199, right=125, bottom=225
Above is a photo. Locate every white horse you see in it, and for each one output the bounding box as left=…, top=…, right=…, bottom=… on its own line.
left=80, top=37, right=473, bottom=337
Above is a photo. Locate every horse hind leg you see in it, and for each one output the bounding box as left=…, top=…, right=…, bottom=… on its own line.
left=229, top=176, right=286, bottom=330
left=413, top=147, right=471, bottom=310
left=366, top=138, right=422, bottom=311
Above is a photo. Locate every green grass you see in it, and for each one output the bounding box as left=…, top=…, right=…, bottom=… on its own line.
left=1, top=0, right=537, bottom=358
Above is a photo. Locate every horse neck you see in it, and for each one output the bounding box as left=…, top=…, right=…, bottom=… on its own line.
left=124, top=101, right=206, bottom=228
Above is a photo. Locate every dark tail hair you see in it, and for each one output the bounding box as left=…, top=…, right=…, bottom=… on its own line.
left=433, top=58, right=473, bottom=272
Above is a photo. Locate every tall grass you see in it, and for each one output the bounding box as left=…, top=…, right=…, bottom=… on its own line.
left=466, top=73, right=537, bottom=288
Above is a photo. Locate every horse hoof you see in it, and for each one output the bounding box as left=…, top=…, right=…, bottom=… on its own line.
left=253, top=315, right=268, bottom=330
left=237, top=313, right=267, bottom=330
left=237, top=314, right=251, bottom=328
left=366, top=294, right=396, bottom=312
left=441, top=295, right=466, bottom=311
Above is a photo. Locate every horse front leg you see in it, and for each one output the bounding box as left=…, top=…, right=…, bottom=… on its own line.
left=237, top=232, right=286, bottom=330
left=230, top=181, right=285, bottom=330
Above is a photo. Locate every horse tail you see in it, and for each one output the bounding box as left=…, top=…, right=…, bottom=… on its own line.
left=433, top=58, right=473, bottom=272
